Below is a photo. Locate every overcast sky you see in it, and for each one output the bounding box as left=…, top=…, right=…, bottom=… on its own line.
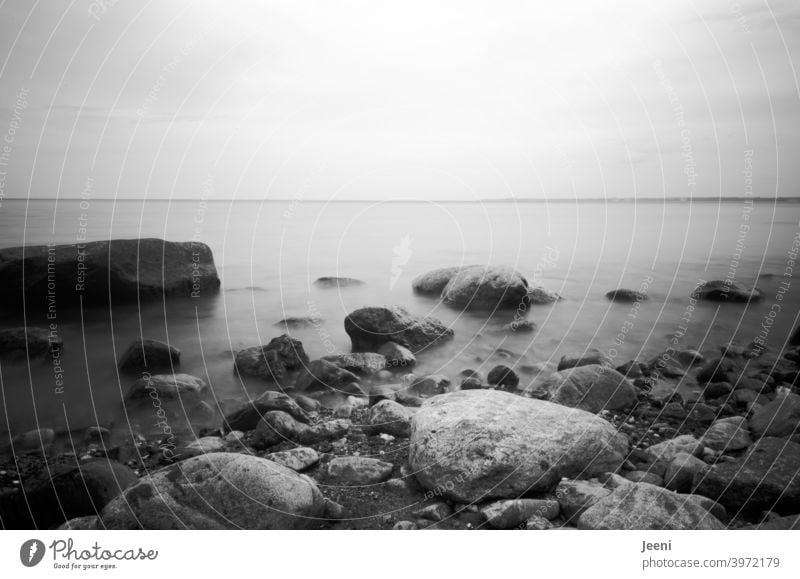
left=0, top=0, right=798, bottom=200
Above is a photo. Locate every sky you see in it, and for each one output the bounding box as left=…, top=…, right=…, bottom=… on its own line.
left=0, top=0, right=798, bottom=201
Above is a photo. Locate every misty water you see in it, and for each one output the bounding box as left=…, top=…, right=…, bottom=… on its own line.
left=1, top=198, right=799, bottom=439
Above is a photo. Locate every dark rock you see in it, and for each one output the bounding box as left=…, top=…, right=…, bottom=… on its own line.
left=118, top=339, right=179, bottom=373
left=411, top=266, right=469, bottom=295
left=697, top=357, right=745, bottom=384
left=344, top=306, right=453, bottom=353
left=321, top=353, right=386, bottom=376
left=410, top=374, right=452, bottom=397
left=460, top=377, right=484, bottom=390
left=691, top=280, right=763, bottom=302
left=222, top=391, right=311, bottom=433
left=123, top=373, right=208, bottom=409
left=704, top=382, right=733, bottom=399
left=741, top=515, right=800, bottom=530
left=296, top=359, right=363, bottom=396
left=234, top=335, right=309, bottom=382
left=687, top=403, right=719, bottom=425
left=692, top=437, right=800, bottom=515
left=555, top=480, right=612, bottom=522
left=703, top=417, right=752, bottom=452
left=605, top=289, right=648, bottom=303
left=0, top=327, right=62, bottom=358
left=749, top=393, right=800, bottom=438
left=624, top=471, right=664, bottom=486
left=558, top=348, right=612, bottom=371
left=313, top=277, right=364, bottom=288
left=0, top=238, right=220, bottom=310
left=487, top=365, right=519, bottom=389
left=440, top=265, right=532, bottom=310
left=664, top=452, right=708, bottom=493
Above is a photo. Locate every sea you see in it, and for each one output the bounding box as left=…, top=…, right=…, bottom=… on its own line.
left=1, top=198, right=799, bottom=438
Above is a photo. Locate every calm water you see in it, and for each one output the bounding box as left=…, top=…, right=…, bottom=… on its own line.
left=1, top=198, right=799, bottom=437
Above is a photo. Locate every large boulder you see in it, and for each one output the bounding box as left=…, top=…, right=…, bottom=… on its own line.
left=344, top=306, right=453, bottom=353
left=749, top=393, right=800, bottom=438
left=118, top=339, right=180, bottom=373
left=544, top=365, right=638, bottom=413
left=234, top=335, right=309, bottom=382
left=409, top=390, right=628, bottom=503
left=577, top=482, right=725, bottom=530
left=691, top=280, right=762, bottom=302
left=0, top=327, right=62, bottom=358
left=692, top=437, right=800, bottom=516
left=0, top=458, right=137, bottom=529
left=412, top=266, right=469, bottom=295
left=440, top=265, right=531, bottom=310
left=0, top=238, right=220, bottom=310
left=100, top=453, right=325, bottom=529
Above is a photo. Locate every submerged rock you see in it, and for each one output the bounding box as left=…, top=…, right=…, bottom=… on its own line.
left=692, top=280, right=762, bottom=302
left=0, top=327, right=62, bottom=358
left=100, top=453, right=325, bottom=529
left=313, top=277, right=364, bottom=288
left=409, top=390, right=628, bottom=502
left=544, top=365, right=637, bottom=413
left=321, top=352, right=386, bottom=375
left=557, top=348, right=612, bottom=371
left=274, top=316, right=323, bottom=329
left=118, top=339, right=180, bottom=373
left=344, top=306, right=453, bottom=353
left=222, top=391, right=311, bottom=433
left=0, top=238, right=220, bottom=310
left=605, top=289, right=648, bottom=303
left=412, top=266, right=469, bottom=295
left=296, top=359, right=363, bottom=396
left=234, top=335, right=309, bottom=382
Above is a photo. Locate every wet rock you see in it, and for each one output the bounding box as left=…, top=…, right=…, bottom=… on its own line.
left=123, top=373, right=208, bottom=415
left=313, top=277, right=365, bottom=288
left=624, top=471, right=664, bottom=486
left=440, top=265, right=532, bottom=311
left=393, top=520, right=418, bottom=530
left=344, top=306, right=454, bottom=353
left=644, top=435, right=704, bottom=465
left=0, top=239, right=220, bottom=310
left=480, top=499, right=559, bottom=529
left=682, top=494, right=728, bottom=522
left=185, top=437, right=226, bottom=454
left=296, top=359, right=363, bottom=396
left=703, top=382, right=733, bottom=400
left=691, top=280, right=763, bottom=302
left=57, top=516, right=100, bottom=530
left=412, top=266, right=469, bottom=295
left=265, top=447, right=319, bottom=472
left=741, top=515, right=800, bottom=530
left=101, top=453, right=325, bottom=529
left=291, top=394, right=321, bottom=413
left=703, top=417, right=752, bottom=452
left=367, top=400, right=413, bottom=438
left=605, top=289, right=648, bottom=303
left=544, top=365, right=637, bottom=413
left=410, top=390, right=628, bottom=502
left=118, top=339, right=180, bottom=373
left=414, top=502, right=452, bottom=522
left=0, top=327, right=62, bottom=358
left=686, top=402, right=719, bottom=425
left=234, top=335, right=309, bottom=382
left=410, top=374, right=452, bottom=397
left=749, top=392, right=800, bottom=438
left=377, top=341, right=417, bottom=369
left=460, top=377, right=484, bottom=390
left=324, top=457, right=394, bottom=485
left=222, top=391, right=311, bottom=433
left=274, top=316, right=323, bottom=329
left=487, top=365, right=519, bottom=389
left=664, top=452, right=709, bottom=493
left=369, top=383, right=401, bottom=406
left=692, top=437, right=800, bottom=515
left=578, top=482, right=725, bottom=530
left=697, top=357, right=746, bottom=384
left=524, top=515, right=553, bottom=530
left=555, top=480, right=612, bottom=522
left=558, top=349, right=612, bottom=371
left=525, top=286, right=561, bottom=304
left=321, top=352, right=386, bottom=376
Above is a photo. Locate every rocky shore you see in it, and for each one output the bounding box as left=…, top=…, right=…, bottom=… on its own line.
left=1, top=258, right=799, bottom=530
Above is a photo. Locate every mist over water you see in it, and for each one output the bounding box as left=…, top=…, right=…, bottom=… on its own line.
left=1, top=198, right=799, bottom=437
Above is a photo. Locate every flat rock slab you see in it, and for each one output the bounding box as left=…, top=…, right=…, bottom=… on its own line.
left=410, top=390, right=628, bottom=503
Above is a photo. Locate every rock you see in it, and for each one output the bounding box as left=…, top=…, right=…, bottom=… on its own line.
left=321, top=353, right=387, bottom=376
left=749, top=392, right=800, bottom=438
left=686, top=402, right=719, bottom=425
left=185, top=437, right=226, bottom=454
left=664, top=452, right=708, bottom=493
left=275, top=316, right=323, bottom=329
left=57, top=516, right=100, bottom=530
left=367, top=400, right=413, bottom=438
left=84, top=426, right=110, bottom=445
left=692, top=437, right=800, bottom=515
left=412, top=266, right=469, bottom=295
left=369, top=383, right=401, bottom=406
left=296, top=359, right=363, bottom=396
left=555, top=480, right=612, bottom=522
left=644, top=435, right=704, bottom=464
left=393, top=520, right=418, bottom=530
left=0, top=327, right=62, bottom=358
left=605, top=289, right=648, bottom=303
left=291, top=394, right=321, bottom=413
left=222, top=391, right=311, bottom=433
left=480, top=499, right=560, bottom=529
left=578, top=482, right=725, bottom=529
left=734, top=377, right=767, bottom=392
left=0, top=239, right=220, bottom=310
left=410, top=374, right=452, bottom=397
left=460, top=377, right=484, bottom=390
left=414, top=502, right=452, bottom=522
left=377, top=341, right=416, bottom=369
left=544, top=365, right=637, bottom=413
left=324, top=457, right=394, bottom=485
left=100, top=453, right=325, bottom=529
left=704, top=382, right=733, bottom=399
left=234, top=335, right=309, bottom=382
left=703, top=417, right=752, bottom=452
left=692, top=280, right=763, bottom=302
left=525, top=286, right=561, bottom=304
left=440, top=265, right=532, bottom=310
left=323, top=498, right=346, bottom=520
left=524, top=515, right=553, bottom=530
left=123, top=373, right=208, bottom=408
left=344, top=306, right=453, bottom=353
left=302, top=419, right=351, bottom=444
left=682, top=494, right=728, bottom=522
left=558, top=349, right=612, bottom=371
left=500, top=319, right=536, bottom=332
left=409, top=390, right=628, bottom=502
left=0, top=458, right=137, bottom=529
left=265, top=447, right=320, bottom=472
left=661, top=402, right=688, bottom=420
left=9, top=428, right=55, bottom=452
left=741, top=515, right=800, bottom=530
left=487, top=365, right=519, bottom=389
left=252, top=411, right=303, bottom=448
left=624, top=471, right=664, bottom=486
left=313, top=276, right=364, bottom=288
left=118, top=339, right=180, bottom=373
